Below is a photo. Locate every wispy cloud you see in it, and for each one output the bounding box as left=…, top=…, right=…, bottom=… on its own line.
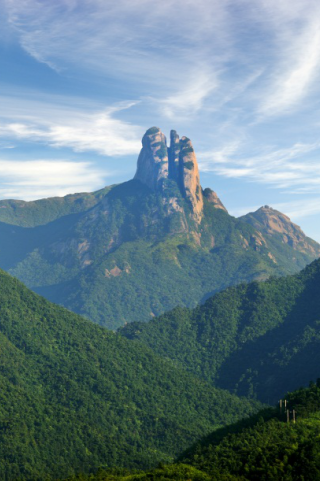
left=159, top=72, right=218, bottom=119
left=198, top=141, right=242, bottom=163
left=0, top=95, right=142, bottom=156
left=0, top=159, right=108, bottom=200
left=3, top=0, right=232, bottom=120
left=199, top=140, right=320, bottom=190
left=3, top=0, right=320, bottom=126
left=258, top=18, right=320, bottom=117
left=4, top=0, right=320, bottom=122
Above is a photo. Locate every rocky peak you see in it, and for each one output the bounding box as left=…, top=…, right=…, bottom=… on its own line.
left=134, top=127, right=169, bottom=191
left=245, top=206, right=303, bottom=236
left=203, top=188, right=228, bottom=213
left=135, top=127, right=203, bottom=222
left=239, top=206, right=320, bottom=257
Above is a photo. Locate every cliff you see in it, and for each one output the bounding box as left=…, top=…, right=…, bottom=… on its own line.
left=134, top=127, right=169, bottom=191
left=135, top=127, right=203, bottom=222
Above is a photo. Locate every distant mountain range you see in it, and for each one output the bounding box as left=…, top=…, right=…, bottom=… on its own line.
left=0, top=127, right=318, bottom=329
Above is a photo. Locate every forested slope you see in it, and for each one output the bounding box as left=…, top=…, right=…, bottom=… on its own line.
left=121, top=258, right=320, bottom=402
left=0, top=269, right=259, bottom=480
left=60, top=384, right=320, bottom=480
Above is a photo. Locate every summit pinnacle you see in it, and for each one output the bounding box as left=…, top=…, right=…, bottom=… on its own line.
left=135, top=127, right=203, bottom=222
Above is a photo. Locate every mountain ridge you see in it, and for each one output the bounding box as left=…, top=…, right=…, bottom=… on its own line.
left=0, top=127, right=318, bottom=328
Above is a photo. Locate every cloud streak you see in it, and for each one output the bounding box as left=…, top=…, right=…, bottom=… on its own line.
left=258, top=17, right=320, bottom=116
left=0, top=95, right=142, bottom=156
left=2, top=0, right=232, bottom=119
left=4, top=0, right=320, bottom=122
left=159, top=72, right=218, bottom=119
left=198, top=140, right=320, bottom=190
left=0, top=159, right=108, bottom=200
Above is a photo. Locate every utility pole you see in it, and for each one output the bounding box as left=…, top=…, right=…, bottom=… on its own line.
left=285, top=409, right=297, bottom=423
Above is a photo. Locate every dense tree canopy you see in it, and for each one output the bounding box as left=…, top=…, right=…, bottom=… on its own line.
left=64, top=384, right=320, bottom=480
left=0, top=269, right=259, bottom=480
left=121, top=258, right=320, bottom=402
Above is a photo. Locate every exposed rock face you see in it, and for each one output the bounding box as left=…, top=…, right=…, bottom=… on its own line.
left=178, top=136, right=203, bottom=222
left=203, top=188, right=228, bottom=212
left=134, top=127, right=169, bottom=191
left=135, top=127, right=203, bottom=222
left=240, top=206, right=320, bottom=257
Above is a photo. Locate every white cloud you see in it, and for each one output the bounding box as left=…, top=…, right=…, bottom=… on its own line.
left=0, top=96, right=142, bottom=156
left=4, top=0, right=232, bottom=70
left=4, top=0, right=320, bottom=123
left=198, top=140, right=320, bottom=190
left=258, top=19, right=320, bottom=116
left=0, top=159, right=108, bottom=200
left=2, top=0, right=233, bottom=120
left=159, top=72, right=218, bottom=119
left=198, top=141, right=242, bottom=164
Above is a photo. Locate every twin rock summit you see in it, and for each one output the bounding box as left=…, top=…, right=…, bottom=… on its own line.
left=134, top=126, right=226, bottom=223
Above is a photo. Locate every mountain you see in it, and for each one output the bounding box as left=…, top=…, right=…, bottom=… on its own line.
left=120, top=257, right=320, bottom=403
left=0, top=268, right=259, bottom=480
left=240, top=205, right=320, bottom=259
left=0, top=127, right=319, bottom=329
left=60, top=384, right=320, bottom=480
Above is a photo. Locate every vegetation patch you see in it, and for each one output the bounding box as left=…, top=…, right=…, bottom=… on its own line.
left=183, top=161, right=194, bottom=170
left=145, top=127, right=160, bottom=135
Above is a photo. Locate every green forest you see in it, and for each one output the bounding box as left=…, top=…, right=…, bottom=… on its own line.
left=121, top=258, right=320, bottom=402
left=0, top=269, right=259, bottom=480
left=59, top=383, right=320, bottom=480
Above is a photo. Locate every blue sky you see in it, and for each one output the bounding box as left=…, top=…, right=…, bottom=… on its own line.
left=1, top=1, right=320, bottom=240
